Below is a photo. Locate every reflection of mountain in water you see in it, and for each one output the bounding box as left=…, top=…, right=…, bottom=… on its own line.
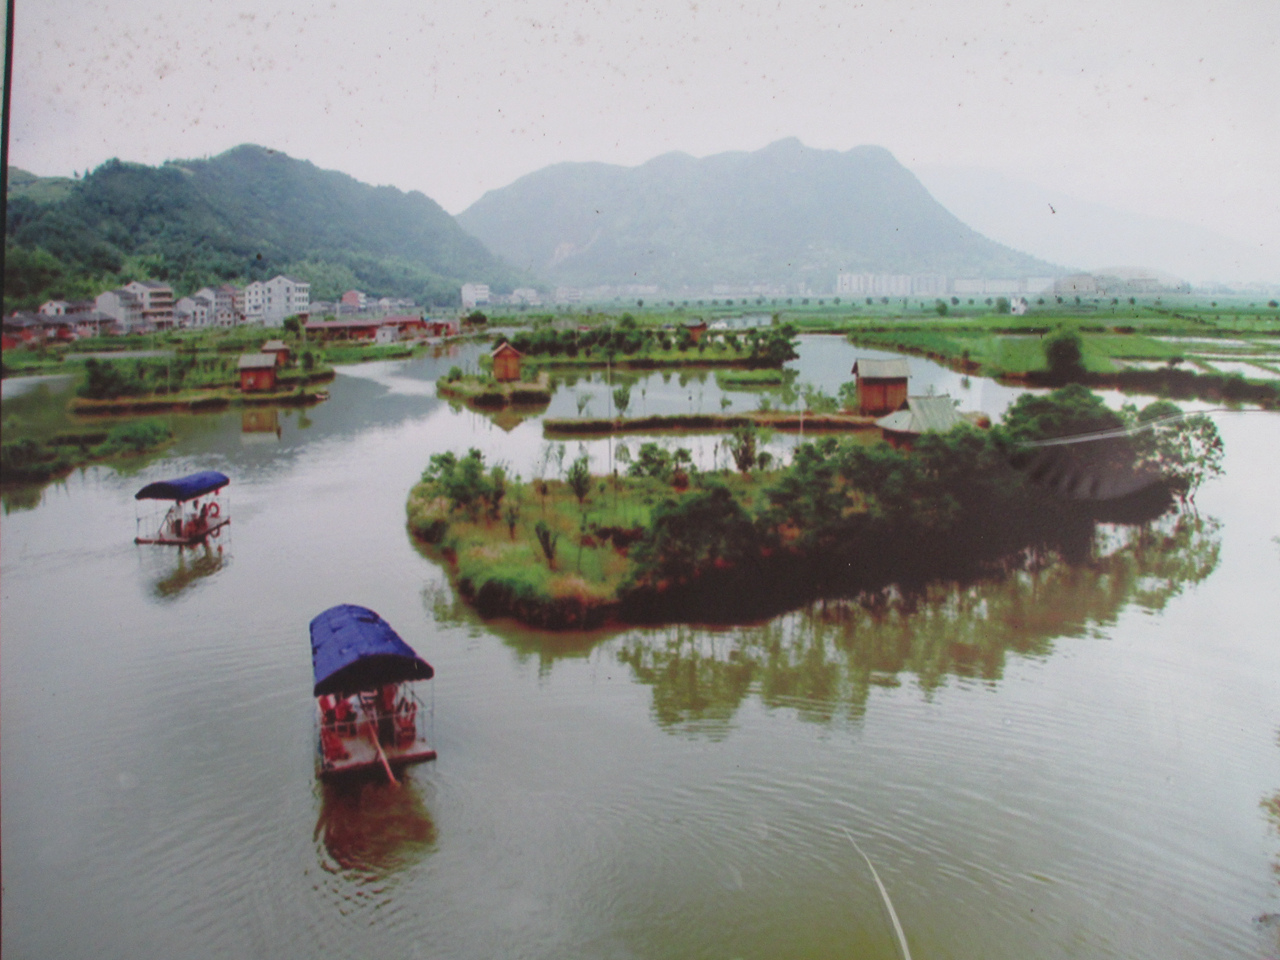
left=314, top=778, right=436, bottom=878
left=617, top=512, right=1221, bottom=732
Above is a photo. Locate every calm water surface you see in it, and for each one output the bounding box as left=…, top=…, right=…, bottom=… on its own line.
left=3, top=336, right=1279, bottom=959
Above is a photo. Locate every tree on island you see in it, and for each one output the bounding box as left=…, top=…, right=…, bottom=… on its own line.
left=1043, top=326, right=1086, bottom=382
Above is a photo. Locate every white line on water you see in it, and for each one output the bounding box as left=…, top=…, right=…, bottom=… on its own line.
left=842, top=827, right=913, bottom=960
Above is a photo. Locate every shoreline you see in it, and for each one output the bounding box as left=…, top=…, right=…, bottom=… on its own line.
left=543, top=411, right=880, bottom=436
left=69, top=377, right=335, bottom=414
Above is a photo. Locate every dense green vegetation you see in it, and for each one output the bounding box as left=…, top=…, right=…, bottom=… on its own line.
left=5, top=146, right=525, bottom=312
left=503, top=318, right=799, bottom=368
left=408, top=387, right=1221, bottom=628
left=1, top=419, right=172, bottom=484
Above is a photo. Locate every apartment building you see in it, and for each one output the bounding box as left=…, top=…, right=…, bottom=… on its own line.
left=244, top=275, right=311, bottom=326
left=123, top=280, right=175, bottom=327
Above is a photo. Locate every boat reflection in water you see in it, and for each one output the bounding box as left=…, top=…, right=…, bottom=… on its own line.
left=314, top=778, right=437, bottom=876
left=148, top=540, right=229, bottom=600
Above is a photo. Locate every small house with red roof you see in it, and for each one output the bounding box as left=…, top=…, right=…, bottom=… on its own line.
left=260, top=339, right=291, bottom=368
left=491, top=342, right=523, bottom=382
left=851, top=358, right=910, bottom=416
left=238, top=353, right=278, bottom=392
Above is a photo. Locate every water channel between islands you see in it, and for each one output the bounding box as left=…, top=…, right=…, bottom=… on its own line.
left=2, top=335, right=1278, bottom=960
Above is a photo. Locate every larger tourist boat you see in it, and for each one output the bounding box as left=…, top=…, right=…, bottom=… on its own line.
left=310, top=604, right=436, bottom=784
left=134, top=470, right=231, bottom=545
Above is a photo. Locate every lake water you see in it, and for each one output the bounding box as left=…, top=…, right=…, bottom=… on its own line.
left=3, top=335, right=1279, bottom=959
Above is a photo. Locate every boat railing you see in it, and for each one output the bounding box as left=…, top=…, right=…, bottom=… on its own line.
left=317, top=686, right=428, bottom=751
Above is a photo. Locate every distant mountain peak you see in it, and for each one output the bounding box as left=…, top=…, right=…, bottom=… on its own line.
left=457, top=139, right=1059, bottom=289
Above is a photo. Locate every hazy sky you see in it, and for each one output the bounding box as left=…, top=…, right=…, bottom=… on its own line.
left=9, top=0, right=1279, bottom=269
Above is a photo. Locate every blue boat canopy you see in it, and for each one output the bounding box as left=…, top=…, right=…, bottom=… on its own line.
left=135, top=471, right=230, bottom=502
left=310, top=604, right=434, bottom=697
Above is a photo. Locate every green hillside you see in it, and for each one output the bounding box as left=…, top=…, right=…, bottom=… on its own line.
left=4, top=146, right=524, bottom=311
left=457, top=138, right=1061, bottom=290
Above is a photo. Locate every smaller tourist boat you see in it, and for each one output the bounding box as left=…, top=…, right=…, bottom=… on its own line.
left=134, top=470, right=231, bottom=545
left=310, top=604, right=436, bottom=784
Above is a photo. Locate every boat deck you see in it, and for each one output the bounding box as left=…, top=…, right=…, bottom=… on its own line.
left=136, top=518, right=230, bottom=546
left=318, top=728, right=437, bottom=779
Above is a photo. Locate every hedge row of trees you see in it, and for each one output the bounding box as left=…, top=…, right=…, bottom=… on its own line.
left=504, top=319, right=800, bottom=367
left=77, top=356, right=239, bottom=399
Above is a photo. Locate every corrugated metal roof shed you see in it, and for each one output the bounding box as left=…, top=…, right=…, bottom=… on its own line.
left=238, top=353, right=278, bottom=370
left=852, top=358, right=910, bottom=379
left=876, top=395, right=963, bottom=435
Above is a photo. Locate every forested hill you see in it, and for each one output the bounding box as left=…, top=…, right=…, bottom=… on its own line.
left=457, top=138, right=1061, bottom=290
left=4, top=146, right=524, bottom=311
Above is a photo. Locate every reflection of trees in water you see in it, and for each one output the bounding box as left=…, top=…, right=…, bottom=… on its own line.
left=440, top=397, right=547, bottom=432
left=314, top=778, right=436, bottom=878
left=2, top=483, right=46, bottom=513
left=617, top=512, right=1222, bottom=732
left=421, top=581, right=606, bottom=674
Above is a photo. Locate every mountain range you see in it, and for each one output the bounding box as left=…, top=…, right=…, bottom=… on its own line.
left=25, top=139, right=1243, bottom=316
left=456, top=138, right=1061, bottom=290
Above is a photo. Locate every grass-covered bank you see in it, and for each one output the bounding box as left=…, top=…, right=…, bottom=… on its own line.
left=1, top=418, right=173, bottom=484
left=408, top=387, right=1223, bottom=629
left=846, top=325, right=1280, bottom=408
left=69, top=383, right=332, bottom=414
left=543, top=411, right=878, bottom=436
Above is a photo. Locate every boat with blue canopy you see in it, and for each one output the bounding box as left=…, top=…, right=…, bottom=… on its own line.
left=134, top=470, right=230, bottom=545
left=310, top=604, right=436, bottom=783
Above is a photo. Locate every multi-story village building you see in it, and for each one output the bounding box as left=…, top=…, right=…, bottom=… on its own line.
left=175, top=294, right=214, bottom=328
left=340, top=290, right=367, bottom=313
left=244, top=275, right=311, bottom=326
left=95, top=289, right=144, bottom=331
left=123, top=280, right=175, bottom=327
left=509, top=287, right=541, bottom=306
left=461, top=283, right=490, bottom=309
left=37, top=300, right=92, bottom=316
left=192, top=285, right=242, bottom=327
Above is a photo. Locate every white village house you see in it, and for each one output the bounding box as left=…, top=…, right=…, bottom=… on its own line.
left=244, top=275, right=311, bottom=326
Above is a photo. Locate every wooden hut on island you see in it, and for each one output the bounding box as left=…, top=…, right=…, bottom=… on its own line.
left=491, top=342, right=523, bottom=382
left=238, top=353, right=278, bottom=392
left=851, top=358, right=910, bottom=416
left=260, top=339, right=291, bottom=368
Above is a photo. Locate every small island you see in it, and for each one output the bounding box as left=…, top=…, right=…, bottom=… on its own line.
left=2, top=418, right=175, bottom=484
left=501, top=317, right=800, bottom=370
left=407, top=386, right=1224, bottom=629
left=435, top=365, right=553, bottom=408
